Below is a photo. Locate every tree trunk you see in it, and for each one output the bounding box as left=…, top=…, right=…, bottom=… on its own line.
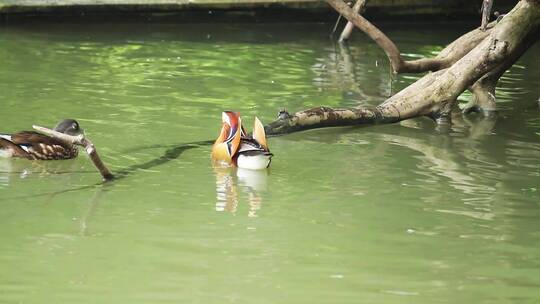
left=265, top=0, right=540, bottom=136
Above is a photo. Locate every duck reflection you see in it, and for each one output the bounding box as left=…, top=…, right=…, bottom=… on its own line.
left=0, top=158, right=14, bottom=186
left=0, top=158, right=81, bottom=187
left=214, top=166, right=268, bottom=217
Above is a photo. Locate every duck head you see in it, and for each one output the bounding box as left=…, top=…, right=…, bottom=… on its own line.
left=212, top=111, right=242, bottom=163
left=54, top=119, right=84, bottom=136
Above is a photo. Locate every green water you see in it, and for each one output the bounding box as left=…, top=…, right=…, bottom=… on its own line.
left=1, top=22, right=539, bottom=303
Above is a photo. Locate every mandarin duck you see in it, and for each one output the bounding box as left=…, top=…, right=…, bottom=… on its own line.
left=0, top=119, right=83, bottom=160
left=212, top=111, right=272, bottom=170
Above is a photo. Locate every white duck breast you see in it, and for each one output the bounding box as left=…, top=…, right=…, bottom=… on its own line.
left=237, top=153, right=272, bottom=170
left=236, top=141, right=272, bottom=170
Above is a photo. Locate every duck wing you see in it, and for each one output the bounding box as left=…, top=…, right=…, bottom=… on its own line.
left=0, top=134, right=31, bottom=158
left=238, top=139, right=273, bottom=156
left=10, top=131, right=66, bottom=146
left=9, top=131, right=76, bottom=160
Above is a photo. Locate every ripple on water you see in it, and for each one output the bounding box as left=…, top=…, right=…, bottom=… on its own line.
left=1, top=22, right=540, bottom=304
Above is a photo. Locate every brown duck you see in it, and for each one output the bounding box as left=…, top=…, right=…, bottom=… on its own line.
left=0, top=119, right=83, bottom=160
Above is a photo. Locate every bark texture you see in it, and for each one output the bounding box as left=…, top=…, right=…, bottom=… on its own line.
left=265, top=0, right=540, bottom=136
left=481, top=0, right=494, bottom=31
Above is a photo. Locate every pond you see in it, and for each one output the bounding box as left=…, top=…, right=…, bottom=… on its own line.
left=1, top=21, right=539, bottom=303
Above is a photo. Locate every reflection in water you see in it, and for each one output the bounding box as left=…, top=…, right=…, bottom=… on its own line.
left=0, top=159, right=13, bottom=186
left=506, top=139, right=540, bottom=170
left=79, top=186, right=108, bottom=237
left=376, top=115, right=539, bottom=225
left=0, top=23, right=538, bottom=304
left=311, top=43, right=391, bottom=106
left=0, top=158, right=83, bottom=187
left=378, top=120, right=504, bottom=221
left=381, top=133, right=492, bottom=196
left=214, top=166, right=268, bottom=217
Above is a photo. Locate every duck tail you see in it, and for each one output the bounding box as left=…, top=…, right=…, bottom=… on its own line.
left=0, top=136, right=30, bottom=158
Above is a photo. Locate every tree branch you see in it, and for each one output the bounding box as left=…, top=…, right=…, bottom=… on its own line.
left=32, top=125, right=114, bottom=181
left=481, top=0, right=494, bottom=31
left=266, top=0, right=540, bottom=135
left=339, top=0, right=367, bottom=43
left=326, top=0, right=493, bottom=73
left=265, top=107, right=382, bottom=135
left=466, top=4, right=539, bottom=115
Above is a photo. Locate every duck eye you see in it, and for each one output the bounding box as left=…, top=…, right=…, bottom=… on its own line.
left=72, top=123, right=78, bottom=130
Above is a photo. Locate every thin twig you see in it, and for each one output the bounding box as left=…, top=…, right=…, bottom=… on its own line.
left=331, top=14, right=343, bottom=37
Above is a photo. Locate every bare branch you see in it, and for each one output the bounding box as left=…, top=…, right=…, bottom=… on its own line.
left=481, top=0, right=494, bottom=31
left=339, top=0, right=367, bottom=43
left=265, top=107, right=381, bottom=136
left=327, top=0, right=403, bottom=72
left=33, top=125, right=114, bottom=181
left=326, top=0, right=493, bottom=73
left=266, top=0, right=540, bottom=135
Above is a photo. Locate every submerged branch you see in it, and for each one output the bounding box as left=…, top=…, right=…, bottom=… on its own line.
left=33, top=125, right=114, bottom=181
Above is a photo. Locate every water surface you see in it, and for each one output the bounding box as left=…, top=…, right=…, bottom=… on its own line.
left=1, top=22, right=539, bottom=303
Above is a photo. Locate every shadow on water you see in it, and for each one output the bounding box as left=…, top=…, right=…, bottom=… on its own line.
left=1, top=31, right=536, bottom=207
left=0, top=139, right=215, bottom=239
left=0, top=139, right=214, bottom=202
left=113, top=139, right=214, bottom=178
